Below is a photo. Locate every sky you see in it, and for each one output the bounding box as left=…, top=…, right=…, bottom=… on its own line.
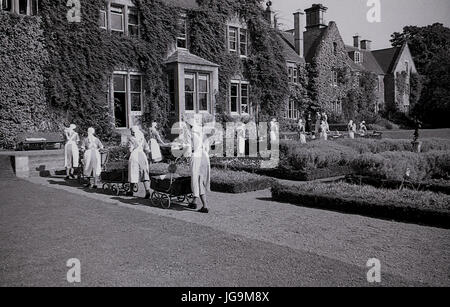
left=270, top=0, right=450, bottom=50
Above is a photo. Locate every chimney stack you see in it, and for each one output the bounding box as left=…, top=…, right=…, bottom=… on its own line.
left=353, top=34, right=361, bottom=49
left=361, top=39, right=372, bottom=50
left=305, top=4, right=328, bottom=29
left=293, top=10, right=304, bottom=58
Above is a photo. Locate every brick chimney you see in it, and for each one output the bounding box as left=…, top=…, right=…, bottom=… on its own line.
left=293, top=10, right=304, bottom=58
left=361, top=39, right=372, bottom=50
left=305, top=4, right=328, bottom=29
left=353, top=34, right=361, bottom=49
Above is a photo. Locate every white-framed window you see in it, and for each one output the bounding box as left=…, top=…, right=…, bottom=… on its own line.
left=112, top=72, right=144, bottom=129
left=99, top=4, right=107, bottom=29
left=228, top=26, right=238, bottom=53
left=110, top=4, right=125, bottom=35
left=288, top=67, right=293, bottom=83
left=239, top=28, right=248, bottom=57
left=228, top=25, right=248, bottom=57
left=354, top=51, right=361, bottom=64
left=128, top=7, right=140, bottom=37
left=230, top=80, right=250, bottom=115
left=185, top=72, right=211, bottom=113
left=2, top=0, right=38, bottom=15
left=293, top=67, right=298, bottom=83
left=177, top=15, right=187, bottom=49
left=331, top=70, right=338, bottom=87
left=286, top=100, right=299, bottom=120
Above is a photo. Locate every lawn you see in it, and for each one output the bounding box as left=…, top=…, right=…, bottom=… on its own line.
left=381, top=129, right=450, bottom=140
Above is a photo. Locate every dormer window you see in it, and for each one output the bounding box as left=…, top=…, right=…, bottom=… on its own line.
left=177, top=15, right=187, bottom=49
left=1, top=0, right=39, bottom=15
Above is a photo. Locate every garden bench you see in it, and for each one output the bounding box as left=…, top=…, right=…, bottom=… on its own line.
left=16, top=132, right=65, bottom=151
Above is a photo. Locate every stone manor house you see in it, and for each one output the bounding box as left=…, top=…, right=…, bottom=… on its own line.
left=0, top=0, right=417, bottom=134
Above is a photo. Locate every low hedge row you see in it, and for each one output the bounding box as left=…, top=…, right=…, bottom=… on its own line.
left=345, top=175, right=450, bottom=195
left=272, top=182, right=450, bottom=228
left=351, top=151, right=450, bottom=181
left=148, top=163, right=274, bottom=194
left=336, top=138, right=450, bottom=154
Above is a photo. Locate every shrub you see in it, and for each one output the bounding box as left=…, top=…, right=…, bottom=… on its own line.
left=336, top=138, right=450, bottom=154
left=272, top=182, right=450, bottom=228
left=280, top=140, right=357, bottom=170
left=351, top=151, right=450, bottom=181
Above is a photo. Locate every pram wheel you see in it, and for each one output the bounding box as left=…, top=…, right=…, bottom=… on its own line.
left=111, top=184, right=120, bottom=196
left=160, top=194, right=171, bottom=209
left=102, top=183, right=109, bottom=192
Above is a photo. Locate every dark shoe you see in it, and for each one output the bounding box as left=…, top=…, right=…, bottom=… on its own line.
left=198, top=207, right=209, bottom=214
left=145, top=192, right=151, bottom=199
left=188, top=203, right=197, bottom=210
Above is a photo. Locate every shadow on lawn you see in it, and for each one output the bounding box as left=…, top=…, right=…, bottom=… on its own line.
left=47, top=177, right=193, bottom=212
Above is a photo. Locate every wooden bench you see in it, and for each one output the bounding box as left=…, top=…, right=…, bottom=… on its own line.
left=16, top=132, right=65, bottom=151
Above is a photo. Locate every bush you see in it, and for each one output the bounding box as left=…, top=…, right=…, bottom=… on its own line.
left=336, top=138, right=450, bottom=154
left=280, top=140, right=357, bottom=170
left=272, top=182, right=450, bottom=228
left=351, top=151, right=450, bottom=181
left=149, top=162, right=274, bottom=193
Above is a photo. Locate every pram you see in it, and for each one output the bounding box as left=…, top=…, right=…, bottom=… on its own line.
left=100, top=160, right=140, bottom=196
left=150, top=158, right=195, bottom=209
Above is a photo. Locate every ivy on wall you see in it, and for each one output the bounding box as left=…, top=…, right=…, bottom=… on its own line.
left=0, top=12, right=51, bottom=149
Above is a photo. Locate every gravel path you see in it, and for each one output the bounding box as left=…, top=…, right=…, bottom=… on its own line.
left=22, top=176, right=450, bottom=286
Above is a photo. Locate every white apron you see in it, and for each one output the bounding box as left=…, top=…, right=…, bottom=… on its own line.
left=64, top=132, right=79, bottom=168
left=150, top=138, right=163, bottom=163
left=190, top=128, right=210, bottom=198
left=128, top=138, right=150, bottom=184
left=84, top=138, right=102, bottom=177
left=237, top=126, right=246, bottom=156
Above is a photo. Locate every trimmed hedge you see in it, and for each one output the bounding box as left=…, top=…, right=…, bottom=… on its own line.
left=345, top=175, right=450, bottom=195
left=336, top=138, right=450, bottom=154
left=351, top=151, right=450, bottom=181
left=272, top=182, right=450, bottom=228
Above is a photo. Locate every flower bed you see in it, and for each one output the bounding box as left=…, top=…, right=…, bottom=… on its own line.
left=272, top=182, right=450, bottom=228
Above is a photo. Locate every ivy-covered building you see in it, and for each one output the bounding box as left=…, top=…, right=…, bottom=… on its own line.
left=0, top=0, right=291, bottom=148
left=372, top=43, right=418, bottom=114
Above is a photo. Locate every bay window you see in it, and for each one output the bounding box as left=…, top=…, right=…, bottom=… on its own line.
left=184, top=72, right=211, bottom=113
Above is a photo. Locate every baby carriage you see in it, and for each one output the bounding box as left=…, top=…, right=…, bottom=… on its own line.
left=77, top=149, right=109, bottom=185
left=100, top=160, right=140, bottom=196
left=150, top=159, right=195, bottom=209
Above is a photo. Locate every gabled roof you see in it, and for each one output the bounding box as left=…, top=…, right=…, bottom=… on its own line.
left=164, top=49, right=219, bottom=67
left=346, top=45, right=385, bottom=75
left=160, top=0, right=199, bottom=9
left=372, top=46, right=402, bottom=74
left=280, top=32, right=305, bottom=64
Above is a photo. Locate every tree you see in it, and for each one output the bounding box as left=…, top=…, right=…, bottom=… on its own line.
left=390, top=23, right=450, bottom=127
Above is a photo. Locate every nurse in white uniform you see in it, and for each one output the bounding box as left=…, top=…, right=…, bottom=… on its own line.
left=64, top=124, right=80, bottom=180
left=82, top=128, right=104, bottom=189
left=128, top=126, right=151, bottom=199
